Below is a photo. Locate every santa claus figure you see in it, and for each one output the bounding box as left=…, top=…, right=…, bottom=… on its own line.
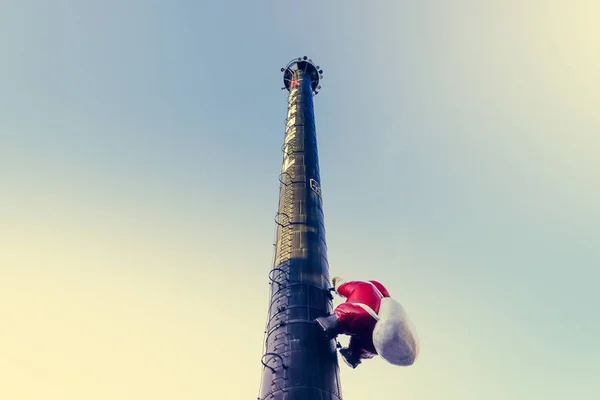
left=315, top=277, right=419, bottom=369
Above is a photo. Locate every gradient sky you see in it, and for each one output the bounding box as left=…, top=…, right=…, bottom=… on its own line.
left=1, top=1, right=599, bottom=399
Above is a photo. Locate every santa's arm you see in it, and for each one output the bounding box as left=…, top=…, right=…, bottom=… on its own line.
left=332, top=277, right=362, bottom=298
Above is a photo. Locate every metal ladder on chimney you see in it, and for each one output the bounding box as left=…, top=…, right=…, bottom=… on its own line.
left=258, top=124, right=299, bottom=398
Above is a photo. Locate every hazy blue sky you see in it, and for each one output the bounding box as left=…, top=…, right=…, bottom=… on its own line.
left=1, top=1, right=599, bottom=399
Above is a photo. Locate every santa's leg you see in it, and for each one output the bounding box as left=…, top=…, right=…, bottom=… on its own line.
left=316, top=303, right=375, bottom=339
left=315, top=314, right=341, bottom=339
left=340, top=336, right=376, bottom=369
left=339, top=346, right=361, bottom=369
left=335, top=303, right=378, bottom=335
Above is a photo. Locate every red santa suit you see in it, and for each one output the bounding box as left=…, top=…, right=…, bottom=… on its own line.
left=317, top=277, right=419, bottom=368
left=333, top=279, right=390, bottom=360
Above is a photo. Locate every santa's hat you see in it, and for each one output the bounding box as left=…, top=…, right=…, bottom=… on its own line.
left=372, top=297, right=420, bottom=366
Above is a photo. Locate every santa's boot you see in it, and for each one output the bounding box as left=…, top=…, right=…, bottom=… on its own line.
left=315, top=315, right=340, bottom=339
left=339, top=347, right=362, bottom=369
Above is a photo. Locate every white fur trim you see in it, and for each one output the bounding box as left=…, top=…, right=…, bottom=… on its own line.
left=332, top=276, right=346, bottom=292
left=370, top=282, right=385, bottom=298
left=372, top=297, right=419, bottom=366
left=354, top=303, right=380, bottom=321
